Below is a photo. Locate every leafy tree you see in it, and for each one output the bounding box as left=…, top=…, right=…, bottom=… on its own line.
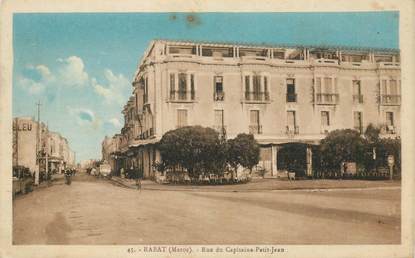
left=227, top=133, right=260, bottom=175
left=320, top=129, right=368, bottom=172
left=363, top=123, right=401, bottom=172
left=158, top=126, right=221, bottom=179
left=365, top=123, right=381, bottom=144
left=376, top=138, right=401, bottom=170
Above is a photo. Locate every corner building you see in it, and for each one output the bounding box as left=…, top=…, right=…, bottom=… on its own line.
left=116, top=39, right=400, bottom=178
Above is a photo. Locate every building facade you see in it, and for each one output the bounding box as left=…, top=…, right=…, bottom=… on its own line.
left=13, top=117, right=76, bottom=184
left=104, top=39, right=400, bottom=178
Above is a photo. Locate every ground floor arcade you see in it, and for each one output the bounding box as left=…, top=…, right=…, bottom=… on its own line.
left=110, top=141, right=318, bottom=180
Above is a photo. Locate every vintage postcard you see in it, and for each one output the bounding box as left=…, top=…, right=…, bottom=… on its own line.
left=0, top=0, right=414, bottom=258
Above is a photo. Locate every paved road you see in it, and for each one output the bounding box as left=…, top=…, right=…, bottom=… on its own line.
left=13, top=173, right=401, bottom=245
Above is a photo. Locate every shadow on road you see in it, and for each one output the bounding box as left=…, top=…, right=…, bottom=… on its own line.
left=45, top=212, right=72, bottom=244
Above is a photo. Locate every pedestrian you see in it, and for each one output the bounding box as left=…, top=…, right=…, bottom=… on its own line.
left=120, top=167, right=125, bottom=178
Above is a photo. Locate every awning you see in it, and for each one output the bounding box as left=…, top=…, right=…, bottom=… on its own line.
left=129, top=137, right=161, bottom=148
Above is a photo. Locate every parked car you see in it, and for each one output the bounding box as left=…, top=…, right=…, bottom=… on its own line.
left=12, top=166, right=33, bottom=199
left=99, top=162, right=111, bottom=178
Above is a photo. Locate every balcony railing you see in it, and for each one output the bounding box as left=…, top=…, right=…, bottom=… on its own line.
left=380, top=95, right=401, bottom=105
left=353, top=94, right=364, bottom=104
left=249, top=124, right=262, bottom=134
left=137, top=128, right=155, bottom=140
left=214, top=91, right=225, bottom=101
left=286, top=126, right=299, bottom=135
left=315, top=93, right=339, bottom=105
left=286, top=93, right=297, bottom=103
left=244, top=92, right=270, bottom=102
left=169, top=90, right=195, bottom=102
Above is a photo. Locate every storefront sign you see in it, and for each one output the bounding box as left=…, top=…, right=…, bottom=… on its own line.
left=13, top=122, right=33, bottom=131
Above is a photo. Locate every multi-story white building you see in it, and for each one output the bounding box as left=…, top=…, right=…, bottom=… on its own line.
left=107, top=39, right=400, bottom=179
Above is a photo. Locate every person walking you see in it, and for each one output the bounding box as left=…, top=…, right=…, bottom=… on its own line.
left=135, top=167, right=142, bottom=190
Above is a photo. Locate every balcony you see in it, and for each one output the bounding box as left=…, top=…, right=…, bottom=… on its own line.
left=379, top=95, right=401, bottom=105
left=286, top=93, right=297, bottom=103
left=137, top=128, right=155, bottom=140
left=315, top=93, right=339, bottom=105
left=249, top=125, right=262, bottom=134
left=244, top=92, right=270, bottom=103
left=286, top=126, right=299, bottom=135
left=353, top=94, right=364, bottom=104
left=214, top=91, right=225, bottom=101
left=168, top=90, right=195, bottom=103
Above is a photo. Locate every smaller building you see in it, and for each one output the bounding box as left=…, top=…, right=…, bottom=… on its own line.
left=13, top=116, right=76, bottom=184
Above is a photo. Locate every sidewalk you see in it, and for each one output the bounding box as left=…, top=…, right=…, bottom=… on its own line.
left=109, top=176, right=401, bottom=192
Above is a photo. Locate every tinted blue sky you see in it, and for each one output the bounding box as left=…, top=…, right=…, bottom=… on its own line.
left=12, top=12, right=399, bottom=162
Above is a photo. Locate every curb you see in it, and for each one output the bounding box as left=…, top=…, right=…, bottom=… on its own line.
left=109, top=177, right=401, bottom=193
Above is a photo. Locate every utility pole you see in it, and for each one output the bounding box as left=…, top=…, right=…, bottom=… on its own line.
left=13, top=118, right=19, bottom=168
left=45, top=122, right=49, bottom=180
left=35, top=101, right=42, bottom=186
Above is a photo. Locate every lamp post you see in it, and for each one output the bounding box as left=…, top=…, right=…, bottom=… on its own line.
left=387, top=155, right=395, bottom=180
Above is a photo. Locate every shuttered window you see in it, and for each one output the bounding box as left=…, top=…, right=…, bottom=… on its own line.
left=177, top=109, right=188, bottom=128
left=287, top=111, right=296, bottom=127
left=250, top=110, right=259, bottom=125
left=321, top=111, right=330, bottom=126
left=214, top=110, right=224, bottom=126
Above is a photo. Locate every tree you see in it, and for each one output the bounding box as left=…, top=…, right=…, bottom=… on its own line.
left=227, top=133, right=260, bottom=175
left=363, top=123, right=401, bottom=173
left=158, top=126, right=221, bottom=179
left=364, top=123, right=381, bottom=144
left=377, top=138, right=401, bottom=171
left=320, top=129, right=368, bottom=173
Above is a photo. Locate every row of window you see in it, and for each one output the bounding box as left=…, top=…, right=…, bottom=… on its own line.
left=167, top=73, right=400, bottom=105
left=176, top=109, right=396, bottom=135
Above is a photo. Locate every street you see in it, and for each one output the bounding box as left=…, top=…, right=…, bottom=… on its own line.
left=13, top=172, right=401, bottom=245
